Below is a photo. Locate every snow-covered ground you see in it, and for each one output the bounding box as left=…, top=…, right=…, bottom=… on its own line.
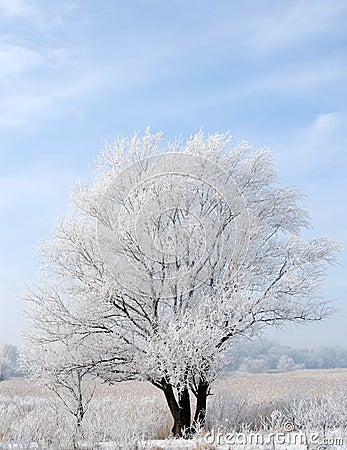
left=1, top=432, right=346, bottom=450
left=142, top=431, right=346, bottom=449
left=1, top=373, right=347, bottom=449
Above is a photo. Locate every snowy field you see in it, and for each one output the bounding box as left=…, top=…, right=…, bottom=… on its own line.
left=0, top=368, right=346, bottom=449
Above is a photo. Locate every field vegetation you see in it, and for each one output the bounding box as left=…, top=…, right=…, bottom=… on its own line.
left=0, top=369, right=346, bottom=449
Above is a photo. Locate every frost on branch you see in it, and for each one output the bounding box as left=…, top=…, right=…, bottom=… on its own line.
left=22, top=129, right=341, bottom=437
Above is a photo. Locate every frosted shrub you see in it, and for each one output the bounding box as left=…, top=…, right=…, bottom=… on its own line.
left=0, top=394, right=75, bottom=449
left=206, top=392, right=290, bottom=432
left=205, top=387, right=347, bottom=438
left=83, top=395, right=168, bottom=449
left=259, top=408, right=289, bottom=432
left=206, top=392, right=253, bottom=431
left=286, top=388, right=347, bottom=436
left=0, top=390, right=170, bottom=449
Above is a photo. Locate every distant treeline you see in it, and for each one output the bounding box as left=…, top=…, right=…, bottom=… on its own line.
left=226, top=339, right=347, bottom=373
left=1, top=340, right=347, bottom=380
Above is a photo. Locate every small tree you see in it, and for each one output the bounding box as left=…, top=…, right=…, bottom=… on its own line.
left=0, top=358, right=11, bottom=381
left=0, top=343, right=18, bottom=381
left=21, top=334, right=96, bottom=449
left=23, top=130, right=340, bottom=437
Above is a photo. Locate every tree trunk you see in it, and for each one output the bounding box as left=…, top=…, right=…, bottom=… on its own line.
left=160, top=379, right=194, bottom=437
left=193, top=381, right=209, bottom=430
left=155, top=378, right=210, bottom=437
left=178, top=387, right=191, bottom=432
left=161, top=380, right=182, bottom=436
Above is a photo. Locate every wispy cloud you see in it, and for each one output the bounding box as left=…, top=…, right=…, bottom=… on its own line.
left=0, top=2, right=106, bottom=128
left=1, top=1, right=346, bottom=130
left=0, top=69, right=106, bottom=127
left=0, top=43, right=43, bottom=77
left=0, top=0, right=35, bottom=17
left=144, top=56, right=347, bottom=122
left=244, top=0, right=347, bottom=54
left=273, top=112, right=347, bottom=246
left=0, top=46, right=105, bottom=128
left=277, top=112, right=347, bottom=178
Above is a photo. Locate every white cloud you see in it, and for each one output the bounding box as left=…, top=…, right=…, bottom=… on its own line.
left=246, top=0, right=347, bottom=54
left=271, top=111, right=347, bottom=349
left=0, top=2, right=107, bottom=129
left=273, top=112, right=347, bottom=255
left=0, top=68, right=105, bottom=128
left=302, top=112, right=347, bottom=142
left=0, top=1, right=345, bottom=130
left=277, top=112, right=347, bottom=176
left=0, top=44, right=43, bottom=78
left=152, top=0, right=347, bottom=64
left=0, top=25, right=106, bottom=127
left=147, top=57, right=347, bottom=120
left=0, top=0, right=35, bottom=17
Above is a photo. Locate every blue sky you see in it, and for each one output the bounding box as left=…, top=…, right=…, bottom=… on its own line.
left=0, top=0, right=346, bottom=347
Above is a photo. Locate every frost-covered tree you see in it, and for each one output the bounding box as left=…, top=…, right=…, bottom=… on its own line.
left=277, top=355, right=305, bottom=372
left=0, top=358, right=11, bottom=382
left=23, top=130, right=340, bottom=436
left=0, top=343, right=18, bottom=381
left=21, top=327, right=96, bottom=448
